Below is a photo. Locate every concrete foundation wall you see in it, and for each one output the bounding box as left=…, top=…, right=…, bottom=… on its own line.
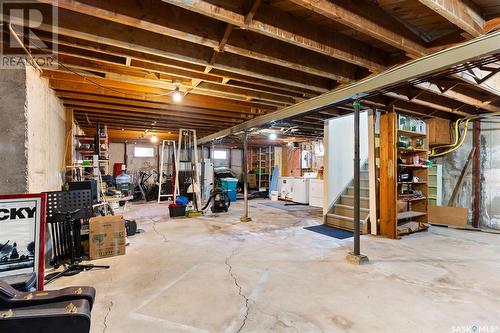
left=481, top=121, right=500, bottom=229
left=434, top=126, right=473, bottom=212
left=109, top=142, right=125, bottom=174
left=0, top=65, right=65, bottom=194
left=0, top=68, right=28, bottom=194
left=434, top=121, right=500, bottom=230
left=25, top=66, right=66, bottom=193
left=230, top=149, right=242, bottom=177
left=126, top=143, right=158, bottom=179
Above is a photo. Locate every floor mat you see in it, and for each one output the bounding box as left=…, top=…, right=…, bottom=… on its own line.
left=259, top=201, right=321, bottom=212
left=304, top=225, right=353, bottom=239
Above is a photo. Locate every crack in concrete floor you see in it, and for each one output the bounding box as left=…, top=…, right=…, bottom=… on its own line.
left=152, top=222, right=168, bottom=243
left=102, top=300, right=114, bottom=333
left=225, top=249, right=251, bottom=333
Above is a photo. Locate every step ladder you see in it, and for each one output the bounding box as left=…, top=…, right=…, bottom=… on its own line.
left=176, top=129, right=201, bottom=210
left=158, top=140, right=179, bottom=203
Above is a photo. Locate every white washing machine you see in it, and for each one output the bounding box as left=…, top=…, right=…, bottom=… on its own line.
left=279, top=177, right=294, bottom=199
left=290, top=177, right=310, bottom=204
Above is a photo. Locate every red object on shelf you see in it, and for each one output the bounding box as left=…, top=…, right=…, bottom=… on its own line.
left=114, top=163, right=124, bottom=177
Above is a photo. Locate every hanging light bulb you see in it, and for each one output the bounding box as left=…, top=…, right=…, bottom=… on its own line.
left=269, top=132, right=277, bottom=140
left=172, top=86, right=182, bottom=102
left=150, top=135, right=159, bottom=143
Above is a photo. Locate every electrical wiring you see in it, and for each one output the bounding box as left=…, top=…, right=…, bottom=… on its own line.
left=430, top=112, right=500, bottom=157
left=8, top=23, right=182, bottom=99
left=430, top=118, right=471, bottom=157
left=8, top=24, right=43, bottom=72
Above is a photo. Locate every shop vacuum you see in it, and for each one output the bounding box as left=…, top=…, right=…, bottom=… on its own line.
left=202, top=187, right=231, bottom=213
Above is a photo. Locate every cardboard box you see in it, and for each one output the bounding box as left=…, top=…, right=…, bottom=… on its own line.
left=247, top=174, right=257, bottom=187
left=89, top=215, right=126, bottom=260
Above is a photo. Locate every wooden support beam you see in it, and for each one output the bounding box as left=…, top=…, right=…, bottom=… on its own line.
left=64, top=108, right=74, bottom=178
left=75, top=113, right=223, bottom=129
left=288, top=0, right=428, bottom=57
left=244, top=0, right=262, bottom=26
left=74, top=112, right=226, bottom=131
left=485, top=18, right=500, bottom=33
left=7, top=5, right=333, bottom=92
left=191, top=23, right=233, bottom=92
left=43, top=68, right=293, bottom=106
left=472, top=119, right=481, bottom=228
left=418, top=0, right=485, bottom=37
left=160, top=0, right=387, bottom=71
left=32, top=28, right=323, bottom=96
left=31, top=2, right=355, bottom=82
left=379, top=108, right=397, bottom=239
left=384, top=91, right=474, bottom=116
left=417, top=81, right=500, bottom=112
left=65, top=100, right=244, bottom=124
left=74, top=114, right=223, bottom=132
left=216, top=23, right=233, bottom=53
left=87, top=128, right=178, bottom=141
left=195, top=81, right=295, bottom=105
left=367, top=109, right=378, bottom=235
left=48, top=77, right=273, bottom=112
left=56, top=92, right=256, bottom=119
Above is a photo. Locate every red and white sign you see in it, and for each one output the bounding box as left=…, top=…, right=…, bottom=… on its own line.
left=0, top=193, right=47, bottom=290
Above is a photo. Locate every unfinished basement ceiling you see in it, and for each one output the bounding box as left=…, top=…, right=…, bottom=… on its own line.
left=2, top=0, right=499, bottom=141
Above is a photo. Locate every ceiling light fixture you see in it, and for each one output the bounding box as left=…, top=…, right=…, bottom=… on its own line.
left=150, top=135, right=159, bottom=143
left=269, top=132, right=277, bottom=140
left=172, top=86, right=183, bottom=102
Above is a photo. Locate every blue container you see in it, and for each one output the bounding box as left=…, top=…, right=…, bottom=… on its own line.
left=176, top=196, right=189, bottom=206
left=226, top=189, right=237, bottom=202
left=221, top=178, right=238, bottom=202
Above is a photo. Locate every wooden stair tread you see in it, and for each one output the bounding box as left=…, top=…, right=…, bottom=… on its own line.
left=334, top=204, right=370, bottom=212
left=341, top=194, right=370, bottom=200
left=327, top=213, right=353, bottom=221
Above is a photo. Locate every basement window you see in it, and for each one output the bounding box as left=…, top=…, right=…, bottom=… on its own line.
left=134, top=147, right=154, bottom=157
left=213, top=150, right=227, bottom=160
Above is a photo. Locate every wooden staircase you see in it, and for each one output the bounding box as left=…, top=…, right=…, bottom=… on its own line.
left=326, top=168, right=370, bottom=234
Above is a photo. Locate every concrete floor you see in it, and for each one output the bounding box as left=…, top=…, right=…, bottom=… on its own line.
left=51, top=199, right=500, bottom=333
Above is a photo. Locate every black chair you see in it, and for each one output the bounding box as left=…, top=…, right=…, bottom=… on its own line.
left=45, top=190, right=109, bottom=285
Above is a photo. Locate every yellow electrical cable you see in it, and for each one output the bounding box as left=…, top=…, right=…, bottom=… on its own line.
left=430, top=118, right=467, bottom=157
left=430, top=118, right=472, bottom=157
left=429, top=112, right=500, bottom=157
left=430, top=118, right=464, bottom=156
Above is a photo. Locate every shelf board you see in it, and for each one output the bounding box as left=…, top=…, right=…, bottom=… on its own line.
left=398, top=196, right=427, bottom=202
left=398, top=147, right=428, bottom=153
left=398, top=181, right=427, bottom=185
left=398, top=130, right=427, bottom=138
left=399, top=164, right=429, bottom=168
left=397, top=211, right=427, bottom=220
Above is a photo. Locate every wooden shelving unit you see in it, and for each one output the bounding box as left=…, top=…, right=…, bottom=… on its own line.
left=380, top=109, right=430, bottom=239
left=73, top=126, right=110, bottom=178
left=249, top=146, right=274, bottom=190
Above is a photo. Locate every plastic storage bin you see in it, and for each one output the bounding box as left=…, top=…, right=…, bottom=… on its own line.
left=169, top=204, right=186, bottom=217
left=220, top=178, right=238, bottom=202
